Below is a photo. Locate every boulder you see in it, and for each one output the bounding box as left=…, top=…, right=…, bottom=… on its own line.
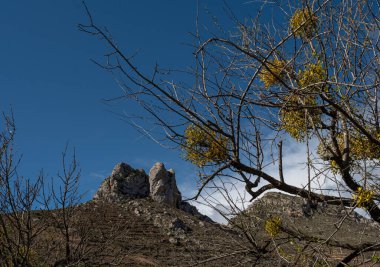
left=94, top=163, right=149, bottom=201
left=169, top=218, right=191, bottom=233
left=149, top=162, right=182, bottom=208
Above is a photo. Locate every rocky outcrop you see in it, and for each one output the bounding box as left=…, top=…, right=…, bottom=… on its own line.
left=180, top=201, right=213, bottom=222
left=167, top=218, right=192, bottom=245
left=93, top=163, right=149, bottom=201
left=149, top=162, right=181, bottom=208
left=93, top=161, right=212, bottom=222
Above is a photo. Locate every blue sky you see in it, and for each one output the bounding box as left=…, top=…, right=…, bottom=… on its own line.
left=1, top=1, right=268, bottom=203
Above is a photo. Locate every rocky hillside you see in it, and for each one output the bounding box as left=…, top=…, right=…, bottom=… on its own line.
left=25, top=162, right=380, bottom=266
left=231, top=192, right=380, bottom=266
left=31, top=162, right=255, bottom=266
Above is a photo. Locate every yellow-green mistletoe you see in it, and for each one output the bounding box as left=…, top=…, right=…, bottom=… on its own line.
left=265, top=216, right=282, bottom=237
left=259, top=59, right=288, bottom=88
left=353, top=187, right=375, bottom=208
left=183, top=124, right=229, bottom=167
left=290, top=8, right=318, bottom=39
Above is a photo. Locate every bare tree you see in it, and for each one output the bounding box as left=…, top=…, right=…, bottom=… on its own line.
left=0, top=112, right=45, bottom=266
left=0, top=111, right=132, bottom=266
left=40, top=147, right=132, bottom=266
left=42, top=145, right=84, bottom=266
left=0, top=113, right=91, bottom=266
left=80, top=0, right=380, bottom=264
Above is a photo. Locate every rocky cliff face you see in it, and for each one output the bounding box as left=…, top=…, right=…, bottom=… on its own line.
left=94, top=162, right=211, bottom=222
left=148, top=162, right=181, bottom=208
left=94, top=163, right=149, bottom=201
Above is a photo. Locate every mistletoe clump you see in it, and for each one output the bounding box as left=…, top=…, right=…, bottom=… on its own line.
left=298, top=61, right=326, bottom=92
left=259, top=59, right=288, bottom=88
left=280, top=95, right=321, bottom=141
left=353, top=187, right=375, bottom=208
left=317, top=131, right=380, bottom=174
left=265, top=216, right=282, bottom=237
left=349, top=132, right=380, bottom=160
left=290, top=8, right=318, bottom=39
left=183, top=124, right=229, bottom=167
left=320, top=131, right=380, bottom=161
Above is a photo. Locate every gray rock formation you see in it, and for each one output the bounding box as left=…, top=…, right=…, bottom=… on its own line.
left=94, top=161, right=212, bottom=223
left=149, top=162, right=182, bottom=208
left=94, top=163, right=149, bottom=201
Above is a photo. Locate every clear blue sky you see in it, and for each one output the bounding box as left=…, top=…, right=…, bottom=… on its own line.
left=1, top=1, right=268, bottom=201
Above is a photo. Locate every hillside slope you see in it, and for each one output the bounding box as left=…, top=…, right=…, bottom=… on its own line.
left=12, top=162, right=380, bottom=266
left=33, top=199, right=254, bottom=266
left=231, top=192, right=380, bottom=266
